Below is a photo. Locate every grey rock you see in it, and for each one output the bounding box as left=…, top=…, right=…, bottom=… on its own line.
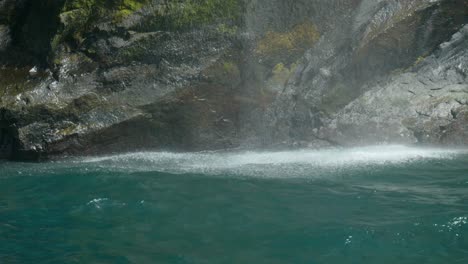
left=245, top=0, right=468, bottom=148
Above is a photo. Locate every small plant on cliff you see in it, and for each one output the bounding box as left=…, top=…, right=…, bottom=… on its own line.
left=413, top=56, right=425, bottom=67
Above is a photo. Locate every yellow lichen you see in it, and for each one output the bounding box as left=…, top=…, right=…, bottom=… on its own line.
left=59, top=124, right=79, bottom=136
left=413, top=56, right=425, bottom=66
left=255, top=22, right=320, bottom=58
left=218, top=61, right=241, bottom=84
left=222, top=62, right=237, bottom=74
left=271, top=63, right=291, bottom=85
left=217, top=23, right=238, bottom=36
left=202, top=60, right=241, bottom=87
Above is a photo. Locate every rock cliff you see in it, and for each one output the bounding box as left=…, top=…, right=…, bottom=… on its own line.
left=0, top=0, right=467, bottom=160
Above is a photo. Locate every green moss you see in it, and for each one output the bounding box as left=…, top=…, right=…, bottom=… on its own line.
left=217, top=23, right=239, bottom=36
left=148, top=0, right=242, bottom=31
left=222, top=61, right=241, bottom=83
left=62, top=0, right=148, bottom=16
left=222, top=62, right=237, bottom=73
left=51, top=9, right=88, bottom=50
left=121, top=0, right=146, bottom=11
left=270, top=62, right=297, bottom=86
left=54, top=0, right=149, bottom=47
left=114, top=0, right=148, bottom=21
left=52, top=0, right=240, bottom=53
left=220, top=61, right=240, bottom=81
left=203, top=60, right=241, bottom=87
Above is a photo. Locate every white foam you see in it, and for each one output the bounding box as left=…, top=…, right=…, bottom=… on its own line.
left=74, top=145, right=467, bottom=178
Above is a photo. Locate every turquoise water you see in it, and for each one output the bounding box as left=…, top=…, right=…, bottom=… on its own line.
left=1, top=146, right=468, bottom=263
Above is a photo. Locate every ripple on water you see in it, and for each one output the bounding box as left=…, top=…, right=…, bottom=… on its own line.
left=1, top=145, right=468, bottom=263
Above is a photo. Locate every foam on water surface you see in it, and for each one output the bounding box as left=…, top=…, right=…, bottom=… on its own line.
left=72, top=145, right=468, bottom=177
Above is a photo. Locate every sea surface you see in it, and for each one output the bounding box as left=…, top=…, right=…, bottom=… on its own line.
left=1, top=145, right=468, bottom=263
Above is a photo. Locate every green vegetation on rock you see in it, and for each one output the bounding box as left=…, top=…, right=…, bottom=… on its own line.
left=62, top=0, right=149, bottom=20
left=127, top=0, right=243, bottom=32
left=52, top=0, right=149, bottom=49
left=411, top=55, right=429, bottom=68
left=203, top=60, right=241, bottom=87
left=216, top=23, right=239, bottom=36
left=51, top=0, right=242, bottom=58
left=271, top=62, right=297, bottom=85
left=140, top=0, right=242, bottom=31
left=114, top=0, right=149, bottom=21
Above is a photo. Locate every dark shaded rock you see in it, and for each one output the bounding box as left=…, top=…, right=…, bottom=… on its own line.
left=0, top=24, right=10, bottom=50
left=0, top=121, right=13, bottom=159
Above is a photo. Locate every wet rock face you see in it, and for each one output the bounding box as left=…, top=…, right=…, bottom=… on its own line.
left=0, top=0, right=14, bottom=51
left=250, top=0, right=468, bottom=148
left=0, top=25, right=10, bottom=50
left=321, top=24, right=468, bottom=146
left=0, top=0, right=244, bottom=160
left=0, top=0, right=467, bottom=160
